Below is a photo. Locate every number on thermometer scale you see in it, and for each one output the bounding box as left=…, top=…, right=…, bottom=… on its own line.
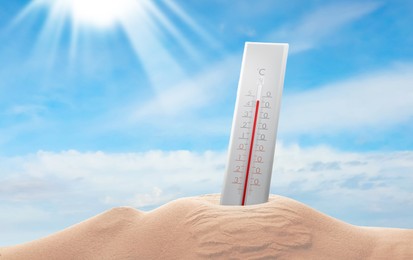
left=232, top=89, right=273, bottom=204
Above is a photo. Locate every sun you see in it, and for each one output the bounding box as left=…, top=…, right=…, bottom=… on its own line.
left=17, top=0, right=141, bottom=29
left=70, top=0, right=137, bottom=28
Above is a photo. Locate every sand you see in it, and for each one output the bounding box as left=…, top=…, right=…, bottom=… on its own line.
left=1, top=194, right=412, bottom=259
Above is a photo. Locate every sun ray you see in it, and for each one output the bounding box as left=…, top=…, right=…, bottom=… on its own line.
left=34, top=1, right=69, bottom=68
left=119, top=4, right=186, bottom=91
left=162, top=0, right=219, bottom=48
left=142, top=1, right=200, bottom=61
left=12, top=0, right=220, bottom=101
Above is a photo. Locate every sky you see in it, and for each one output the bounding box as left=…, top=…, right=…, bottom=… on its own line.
left=0, top=0, right=413, bottom=246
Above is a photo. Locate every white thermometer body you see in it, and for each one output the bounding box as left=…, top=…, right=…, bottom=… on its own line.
left=221, top=42, right=288, bottom=205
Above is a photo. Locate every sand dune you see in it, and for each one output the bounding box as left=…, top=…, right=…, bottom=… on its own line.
left=1, top=194, right=412, bottom=259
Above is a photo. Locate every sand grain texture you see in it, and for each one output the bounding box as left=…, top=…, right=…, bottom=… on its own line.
left=1, top=194, right=413, bottom=259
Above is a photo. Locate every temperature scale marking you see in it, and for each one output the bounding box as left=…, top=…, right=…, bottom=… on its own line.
left=241, top=87, right=261, bottom=205
left=221, top=42, right=289, bottom=206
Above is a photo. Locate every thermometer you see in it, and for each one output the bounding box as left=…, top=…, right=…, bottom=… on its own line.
left=221, top=42, right=288, bottom=206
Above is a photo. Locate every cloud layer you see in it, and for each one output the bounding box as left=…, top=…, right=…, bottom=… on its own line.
left=268, top=1, right=381, bottom=53
left=1, top=145, right=412, bottom=245
left=280, top=63, right=413, bottom=134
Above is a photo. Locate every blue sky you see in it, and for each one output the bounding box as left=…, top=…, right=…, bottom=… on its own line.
left=1, top=0, right=413, bottom=245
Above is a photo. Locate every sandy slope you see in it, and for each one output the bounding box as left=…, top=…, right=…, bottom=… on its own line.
left=1, top=194, right=412, bottom=259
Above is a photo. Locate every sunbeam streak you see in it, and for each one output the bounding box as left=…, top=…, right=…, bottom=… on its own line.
left=13, top=0, right=218, bottom=93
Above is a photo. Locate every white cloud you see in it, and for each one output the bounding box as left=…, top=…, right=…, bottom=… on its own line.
left=273, top=143, right=413, bottom=227
left=1, top=145, right=413, bottom=245
left=131, top=55, right=239, bottom=120
left=4, top=149, right=226, bottom=204
left=0, top=149, right=226, bottom=246
left=4, top=104, right=46, bottom=117
left=99, top=53, right=241, bottom=138
left=268, top=1, right=381, bottom=53
left=103, top=187, right=175, bottom=208
left=0, top=205, right=51, bottom=224
left=280, top=63, right=413, bottom=134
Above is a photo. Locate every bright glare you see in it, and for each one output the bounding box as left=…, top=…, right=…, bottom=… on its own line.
left=15, top=0, right=218, bottom=91
left=71, top=0, right=135, bottom=28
